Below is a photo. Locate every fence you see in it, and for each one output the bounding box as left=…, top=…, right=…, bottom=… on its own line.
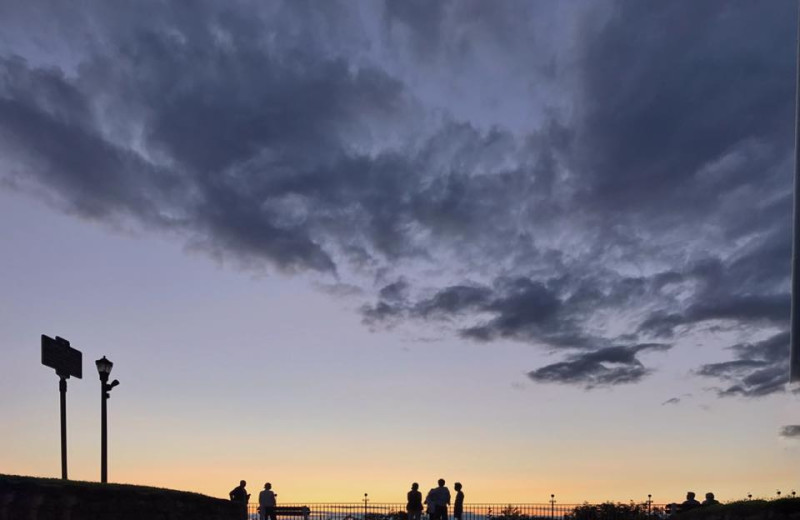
left=245, top=502, right=669, bottom=520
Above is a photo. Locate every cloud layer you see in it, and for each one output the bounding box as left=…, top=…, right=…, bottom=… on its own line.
left=0, top=0, right=795, bottom=394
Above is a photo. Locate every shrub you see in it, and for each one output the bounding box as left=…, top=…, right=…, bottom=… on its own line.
left=567, top=502, right=656, bottom=520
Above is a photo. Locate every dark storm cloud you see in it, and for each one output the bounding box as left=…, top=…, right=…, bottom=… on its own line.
left=685, top=294, right=789, bottom=325
left=365, top=272, right=671, bottom=387
left=384, top=0, right=448, bottom=54
left=0, top=15, right=408, bottom=273
left=365, top=277, right=567, bottom=342
left=527, top=344, right=671, bottom=388
left=461, top=277, right=562, bottom=342
left=414, top=284, right=492, bottom=319
left=1, top=0, right=796, bottom=395
left=697, top=332, right=789, bottom=397
left=575, top=1, right=795, bottom=214
left=638, top=251, right=790, bottom=340
left=1, top=17, right=568, bottom=273
left=779, top=425, right=800, bottom=438
left=379, top=279, right=410, bottom=303
left=0, top=57, right=179, bottom=222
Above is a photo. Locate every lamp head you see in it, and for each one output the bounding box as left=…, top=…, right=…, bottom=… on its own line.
left=95, top=356, right=113, bottom=377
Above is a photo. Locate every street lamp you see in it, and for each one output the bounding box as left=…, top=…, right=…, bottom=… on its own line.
left=95, top=356, right=119, bottom=483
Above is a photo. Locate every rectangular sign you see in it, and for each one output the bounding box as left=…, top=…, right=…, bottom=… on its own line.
left=41, top=335, right=82, bottom=379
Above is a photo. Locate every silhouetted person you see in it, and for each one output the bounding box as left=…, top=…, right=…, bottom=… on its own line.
left=407, top=483, right=423, bottom=520
left=702, top=492, right=719, bottom=506
left=681, top=492, right=700, bottom=512
left=453, top=483, right=464, bottom=520
left=425, top=479, right=451, bottom=520
left=260, top=482, right=277, bottom=520
left=230, top=480, right=250, bottom=520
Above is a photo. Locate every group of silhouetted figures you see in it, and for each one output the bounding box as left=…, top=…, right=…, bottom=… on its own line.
left=230, top=480, right=276, bottom=520
left=408, top=479, right=464, bottom=520
left=229, top=482, right=718, bottom=520
left=229, top=479, right=464, bottom=520
left=669, top=491, right=719, bottom=514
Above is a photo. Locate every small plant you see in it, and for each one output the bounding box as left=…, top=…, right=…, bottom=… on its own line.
left=487, top=505, right=536, bottom=520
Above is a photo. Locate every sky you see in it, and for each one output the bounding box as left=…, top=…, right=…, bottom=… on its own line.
left=1, top=0, right=799, bottom=505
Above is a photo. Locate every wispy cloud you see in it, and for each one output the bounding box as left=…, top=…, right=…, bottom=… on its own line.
left=527, top=344, right=671, bottom=389
left=779, top=425, right=800, bottom=438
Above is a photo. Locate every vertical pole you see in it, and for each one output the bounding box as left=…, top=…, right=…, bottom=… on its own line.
left=59, top=376, right=68, bottom=480
left=101, top=382, right=108, bottom=483
left=791, top=0, right=800, bottom=383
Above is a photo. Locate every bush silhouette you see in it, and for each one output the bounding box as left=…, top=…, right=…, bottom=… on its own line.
left=567, top=502, right=657, bottom=520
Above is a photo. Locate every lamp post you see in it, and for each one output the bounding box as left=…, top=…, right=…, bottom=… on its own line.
left=95, top=356, right=119, bottom=483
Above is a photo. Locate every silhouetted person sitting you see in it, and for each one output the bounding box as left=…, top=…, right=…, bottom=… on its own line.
left=453, top=483, right=464, bottom=520
left=260, top=482, right=277, bottom=520
left=681, top=492, right=700, bottom=511
left=425, top=479, right=451, bottom=520
left=230, top=480, right=250, bottom=520
left=407, top=483, right=423, bottom=520
left=702, top=492, right=719, bottom=506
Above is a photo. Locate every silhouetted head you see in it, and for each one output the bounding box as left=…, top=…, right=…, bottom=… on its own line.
left=240, top=480, right=247, bottom=487
left=438, top=479, right=445, bottom=487
left=454, top=483, right=462, bottom=491
left=687, top=492, right=695, bottom=500
left=412, top=483, right=419, bottom=491
left=265, top=483, right=272, bottom=490
left=705, top=492, right=714, bottom=501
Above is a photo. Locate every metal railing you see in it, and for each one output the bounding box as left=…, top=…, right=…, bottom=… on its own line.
left=245, top=502, right=669, bottom=520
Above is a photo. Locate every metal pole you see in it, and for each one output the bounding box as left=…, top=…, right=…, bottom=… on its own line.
left=101, top=380, right=108, bottom=483
left=791, top=0, right=800, bottom=383
left=59, top=376, right=68, bottom=480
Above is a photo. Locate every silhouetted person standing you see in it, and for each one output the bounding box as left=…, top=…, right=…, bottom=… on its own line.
left=453, top=483, right=464, bottom=520
left=425, top=479, right=451, bottom=520
left=260, top=482, right=277, bottom=520
left=230, top=480, right=250, bottom=520
left=408, top=483, right=423, bottom=520
left=702, top=492, right=719, bottom=506
left=681, top=492, right=700, bottom=512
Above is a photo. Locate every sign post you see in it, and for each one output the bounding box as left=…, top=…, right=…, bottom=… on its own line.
left=41, top=334, right=82, bottom=479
